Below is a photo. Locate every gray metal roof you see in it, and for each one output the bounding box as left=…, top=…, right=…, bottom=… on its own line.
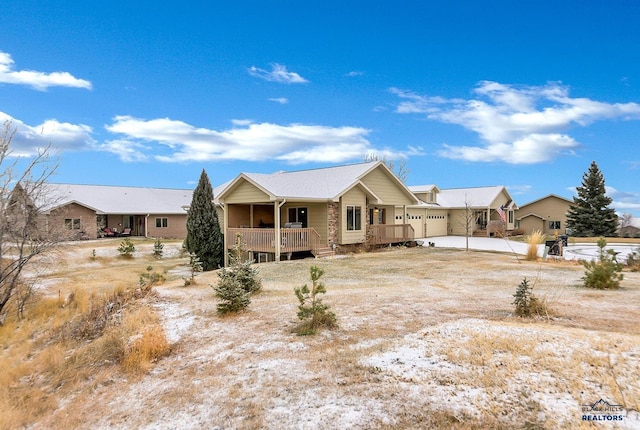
left=218, top=161, right=412, bottom=201
left=42, top=183, right=193, bottom=214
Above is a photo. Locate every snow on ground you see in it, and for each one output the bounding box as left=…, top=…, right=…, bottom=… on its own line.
left=421, top=236, right=638, bottom=261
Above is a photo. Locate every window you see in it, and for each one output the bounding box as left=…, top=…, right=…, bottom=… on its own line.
left=508, top=210, right=514, bottom=223
left=346, top=206, right=361, bottom=231
left=65, top=218, right=81, bottom=230
left=288, top=207, right=308, bottom=227
left=156, top=217, right=168, bottom=228
left=549, top=221, right=561, bottom=230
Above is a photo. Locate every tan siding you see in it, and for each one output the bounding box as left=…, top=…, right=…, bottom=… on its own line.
left=448, top=209, right=469, bottom=235
left=147, top=214, right=188, bottom=238
left=339, top=188, right=366, bottom=244
left=360, top=166, right=415, bottom=205
left=516, top=196, right=573, bottom=234
left=280, top=202, right=329, bottom=244
left=518, top=216, right=545, bottom=235
left=50, top=203, right=98, bottom=239
left=223, top=180, right=270, bottom=203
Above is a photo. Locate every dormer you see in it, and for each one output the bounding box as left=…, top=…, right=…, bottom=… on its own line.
left=409, top=185, right=440, bottom=204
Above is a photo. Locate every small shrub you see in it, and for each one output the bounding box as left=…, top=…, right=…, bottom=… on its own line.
left=582, top=237, right=624, bottom=289
left=626, top=247, right=640, bottom=272
left=524, top=230, right=544, bottom=261
left=153, top=238, right=164, bottom=258
left=211, top=235, right=260, bottom=313
left=183, top=253, right=203, bottom=286
left=220, top=234, right=262, bottom=294
left=294, top=266, right=337, bottom=335
left=212, top=276, right=250, bottom=314
left=90, top=249, right=96, bottom=260
left=117, top=238, right=136, bottom=258
left=139, top=266, right=166, bottom=288
left=513, top=278, right=546, bottom=317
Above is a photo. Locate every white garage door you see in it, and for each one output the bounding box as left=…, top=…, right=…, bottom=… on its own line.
left=425, top=214, right=447, bottom=237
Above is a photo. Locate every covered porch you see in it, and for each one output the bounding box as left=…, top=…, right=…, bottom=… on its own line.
left=227, top=227, right=323, bottom=257
left=223, top=201, right=333, bottom=262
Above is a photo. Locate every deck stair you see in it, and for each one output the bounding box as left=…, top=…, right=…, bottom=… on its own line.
left=312, top=245, right=335, bottom=258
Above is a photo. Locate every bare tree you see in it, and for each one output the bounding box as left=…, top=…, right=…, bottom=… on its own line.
left=459, top=195, right=475, bottom=251
left=620, top=213, right=633, bottom=229
left=0, top=121, right=63, bottom=323
left=364, top=153, right=410, bottom=183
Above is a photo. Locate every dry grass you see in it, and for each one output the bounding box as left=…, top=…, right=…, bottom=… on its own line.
left=525, top=229, right=545, bottom=260
left=2, top=240, right=640, bottom=429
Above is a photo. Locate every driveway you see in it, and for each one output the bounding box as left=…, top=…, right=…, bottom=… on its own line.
left=419, top=236, right=638, bottom=262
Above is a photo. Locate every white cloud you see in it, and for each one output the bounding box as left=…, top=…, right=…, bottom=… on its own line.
left=0, top=51, right=92, bottom=91
left=392, top=81, right=640, bottom=164
left=607, top=186, right=640, bottom=213
left=104, top=116, right=413, bottom=164
left=346, top=71, right=364, bottom=77
left=0, top=111, right=95, bottom=155
left=248, top=63, right=308, bottom=84
left=268, top=97, right=289, bottom=104
left=100, top=139, right=149, bottom=162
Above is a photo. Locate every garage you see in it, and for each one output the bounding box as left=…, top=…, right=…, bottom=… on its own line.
left=424, top=211, right=448, bottom=237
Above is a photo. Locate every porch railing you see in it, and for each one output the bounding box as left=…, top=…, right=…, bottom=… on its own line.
left=227, top=227, right=321, bottom=254
left=367, top=224, right=415, bottom=245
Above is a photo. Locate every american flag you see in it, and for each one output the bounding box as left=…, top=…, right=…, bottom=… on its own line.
left=496, top=205, right=506, bottom=222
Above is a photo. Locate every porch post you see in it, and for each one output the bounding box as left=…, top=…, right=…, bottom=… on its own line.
left=223, top=203, right=229, bottom=267
left=274, top=201, right=281, bottom=261
left=486, top=207, right=490, bottom=237
left=250, top=204, right=254, bottom=228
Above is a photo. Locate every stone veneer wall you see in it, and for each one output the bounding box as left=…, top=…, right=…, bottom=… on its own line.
left=327, top=202, right=338, bottom=245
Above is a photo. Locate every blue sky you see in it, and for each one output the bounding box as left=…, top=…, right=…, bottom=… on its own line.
left=2, top=1, right=639, bottom=215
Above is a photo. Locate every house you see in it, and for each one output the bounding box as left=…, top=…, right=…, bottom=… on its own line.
left=214, top=161, right=419, bottom=262
left=40, top=184, right=193, bottom=239
left=514, top=194, right=574, bottom=235
left=619, top=217, right=640, bottom=238
left=405, top=185, right=518, bottom=237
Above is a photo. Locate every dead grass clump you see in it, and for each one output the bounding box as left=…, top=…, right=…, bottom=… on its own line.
left=524, top=230, right=544, bottom=260
left=121, top=325, right=170, bottom=375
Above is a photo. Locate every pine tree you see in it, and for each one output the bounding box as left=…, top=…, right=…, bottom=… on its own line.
left=566, top=161, right=618, bottom=237
left=185, top=169, right=224, bottom=270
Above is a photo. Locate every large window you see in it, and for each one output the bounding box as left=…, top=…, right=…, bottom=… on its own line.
left=549, top=220, right=561, bottom=230
left=65, top=218, right=81, bottom=230
left=156, top=217, right=168, bottom=228
left=346, top=206, right=362, bottom=231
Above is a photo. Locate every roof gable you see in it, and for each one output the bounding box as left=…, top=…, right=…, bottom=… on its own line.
left=433, top=186, right=514, bottom=209
left=519, top=194, right=574, bottom=208
left=218, top=161, right=418, bottom=205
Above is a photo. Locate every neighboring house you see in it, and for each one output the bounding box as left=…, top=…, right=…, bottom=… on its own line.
left=214, top=161, right=419, bottom=262
left=40, top=184, right=193, bottom=239
left=514, top=194, right=574, bottom=235
left=619, top=217, right=640, bottom=238
left=406, top=185, right=517, bottom=237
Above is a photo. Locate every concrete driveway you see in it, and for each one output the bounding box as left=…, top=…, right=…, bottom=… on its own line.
left=419, top=236, right=638, bottom=262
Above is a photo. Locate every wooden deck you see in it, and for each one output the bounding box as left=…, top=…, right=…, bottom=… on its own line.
left=367, top=224, right=415, bottom=245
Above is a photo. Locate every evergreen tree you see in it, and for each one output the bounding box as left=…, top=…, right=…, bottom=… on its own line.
left=185, top=169, right=224, bottom=270
left=566, top=161, right=618, bottom=237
